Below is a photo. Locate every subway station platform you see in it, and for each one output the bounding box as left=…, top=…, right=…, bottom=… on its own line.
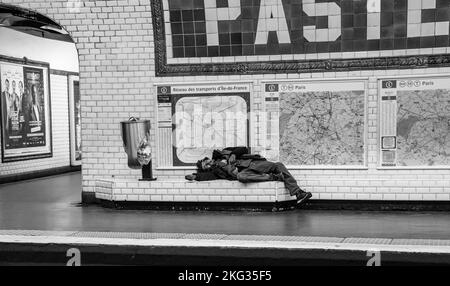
left=1, top=172, right=450, bottom=265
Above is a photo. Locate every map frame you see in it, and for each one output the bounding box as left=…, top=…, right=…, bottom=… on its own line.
left=171, top=92, right=251, bottom=166
left=154, top=82, right=253, bottom=168
left=378, top=75, right=450, bottom=169
left=262, top=79, right=369, bottom=169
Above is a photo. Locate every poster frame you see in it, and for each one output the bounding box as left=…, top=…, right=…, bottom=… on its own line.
left=68, top=75, right=81, bottom=166
left=171, top=92, right=251, bottom=167
left=377, top=74, right=450, bottom=170
left=261, top=78, right=369, bottom=170
left=154, top=81, right=254, bottom=169
left=0, top=55, right=53, bottom=163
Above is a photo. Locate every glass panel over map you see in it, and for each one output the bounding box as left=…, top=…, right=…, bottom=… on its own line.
left=380, top=78, right=450, bottom=167
left=174, top=95, right=248, bottom=164
left=264, top=81, right=366, bottom=166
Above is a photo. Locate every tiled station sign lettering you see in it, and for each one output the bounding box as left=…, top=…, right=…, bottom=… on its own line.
left=165, top=0, right=450, bottom=57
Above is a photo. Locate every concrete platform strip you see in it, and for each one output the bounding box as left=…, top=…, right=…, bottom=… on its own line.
left=0, top=230, right=449, bottom=254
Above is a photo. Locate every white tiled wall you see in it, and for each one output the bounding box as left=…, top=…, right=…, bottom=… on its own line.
left=0, top=74, right=70, bottom=177
left=4, top=0, right=448, bottom=201
left=148, top=71, right=450, bottom=202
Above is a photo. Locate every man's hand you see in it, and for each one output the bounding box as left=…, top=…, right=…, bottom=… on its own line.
left=229, top=154, right=236, bottom=164
left=185, top=174, right=197, bottom=181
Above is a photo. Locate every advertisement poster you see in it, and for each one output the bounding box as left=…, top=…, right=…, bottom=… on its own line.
left=156, top=84, right=250, bottom=167
left=22, top=67, right=46, bottom=147
left=380, top=78, right=450, bottom=167
left=74, top=80, right=81, bottom=161
left=0, top=60, right=52, bottom=162
left=264, top=81, right=366, bottom=167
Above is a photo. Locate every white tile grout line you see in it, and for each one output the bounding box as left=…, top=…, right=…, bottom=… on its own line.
left=0, top=230, right=449, bottom=254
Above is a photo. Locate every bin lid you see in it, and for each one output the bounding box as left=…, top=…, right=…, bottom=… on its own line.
left=120, top=117, right=150, bottom=124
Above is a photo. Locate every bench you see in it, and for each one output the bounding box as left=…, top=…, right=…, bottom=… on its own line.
left=95, top=178, right=297, bottom=211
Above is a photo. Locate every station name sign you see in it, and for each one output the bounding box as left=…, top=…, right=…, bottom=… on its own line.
left=151, top=0, right=450, bottom=76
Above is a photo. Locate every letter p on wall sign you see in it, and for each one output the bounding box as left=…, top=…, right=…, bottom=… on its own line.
left=151, top=0, right=450, bottom=76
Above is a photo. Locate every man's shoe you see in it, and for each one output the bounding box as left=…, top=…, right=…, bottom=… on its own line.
left=296, top=192, right=312, bottom=205
left=185, top=174, right=196, bottom=181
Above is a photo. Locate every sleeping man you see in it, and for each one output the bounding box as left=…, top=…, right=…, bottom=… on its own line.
left=185, top=147, right=312, bottom=206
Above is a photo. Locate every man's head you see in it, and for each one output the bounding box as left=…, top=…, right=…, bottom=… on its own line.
left=4, top=79, right=9, bottom=91
left=196, top=157, right=213, bottom=172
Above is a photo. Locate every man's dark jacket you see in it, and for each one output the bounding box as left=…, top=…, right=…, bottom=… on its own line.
left=195, top=147, right=266, bottom=181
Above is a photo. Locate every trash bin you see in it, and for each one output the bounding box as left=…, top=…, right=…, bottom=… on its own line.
left=120, top=117, right=151, bottom=169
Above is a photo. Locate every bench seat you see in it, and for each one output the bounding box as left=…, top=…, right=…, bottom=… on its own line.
left=95, top=178, right=296, bottom=204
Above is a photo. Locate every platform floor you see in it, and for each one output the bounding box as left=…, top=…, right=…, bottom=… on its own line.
left=0, top=172, right=450, bottom=240
left=1, top=230, right=450, bottom=265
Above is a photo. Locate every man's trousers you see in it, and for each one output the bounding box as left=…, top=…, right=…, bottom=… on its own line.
left=236, top=161, right=302, bottom=196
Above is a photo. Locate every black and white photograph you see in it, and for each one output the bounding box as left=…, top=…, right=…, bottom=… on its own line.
left=1, top=0, right=450, bottom=278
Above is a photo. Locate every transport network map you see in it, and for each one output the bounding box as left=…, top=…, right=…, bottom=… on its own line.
left=156, top=83, right=250, bottom=167
left=397, top=89, right=450, bottom=166
left=380, top=78, right=450, bottom=167
left=264, top=81, right=366, bottom=166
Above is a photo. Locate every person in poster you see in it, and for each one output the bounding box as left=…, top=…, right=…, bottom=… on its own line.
left=9, top=80, right=20, bottom=134
left=1, top=78, right=11, bottom=137
left=22, top=67, right=46, bottom=147
left=17, top=80, right=25, bottom=133
left=1, top=63, right=25, bottom=149
left=18, top=81, right=24, bottom=108
left=11, top=80, right=19, bottom=111
left=20, top=80, right=30, bottom=136
left=29, top=85, right=42, bottom=124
